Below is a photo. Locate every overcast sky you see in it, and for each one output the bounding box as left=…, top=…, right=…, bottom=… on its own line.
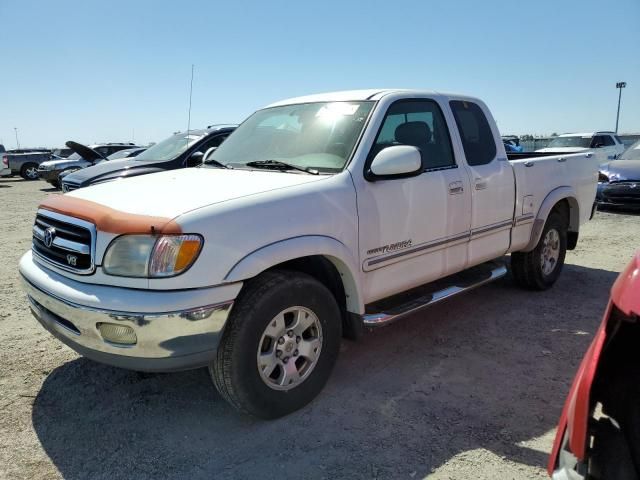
left=1, top=0, right=638, bottom=148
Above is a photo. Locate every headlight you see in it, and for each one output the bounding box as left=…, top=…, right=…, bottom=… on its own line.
left=598, top=172, right=609, bottom=183
left=103, top=234, right=203, bottom=277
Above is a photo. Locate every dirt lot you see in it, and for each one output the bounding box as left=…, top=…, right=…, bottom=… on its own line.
left=1, top=176, right=638, bottom=480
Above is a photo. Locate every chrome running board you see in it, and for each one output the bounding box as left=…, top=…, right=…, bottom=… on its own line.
left=362, top=261, right=507, bottom=327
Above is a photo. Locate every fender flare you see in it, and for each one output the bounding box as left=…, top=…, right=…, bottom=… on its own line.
left=224, top=235, right=364, bottom=314
left=522, top=186, right=580, bottom=252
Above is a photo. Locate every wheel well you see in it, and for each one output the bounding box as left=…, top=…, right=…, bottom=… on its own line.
left=551, top=198, right=579, bottom=250
left=266, top=256, right=362, bottom=340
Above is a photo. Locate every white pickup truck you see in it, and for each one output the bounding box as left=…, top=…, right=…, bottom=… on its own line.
left=20, top=89, right=598, bottom=418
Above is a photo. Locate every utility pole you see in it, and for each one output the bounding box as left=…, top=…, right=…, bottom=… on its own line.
left=615, top=82, right=626, bottom=134
left=14, top=127, right=20, bottom=149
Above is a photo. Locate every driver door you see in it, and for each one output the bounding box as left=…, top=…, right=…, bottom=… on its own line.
left=356, top=98, right=471, bottom=302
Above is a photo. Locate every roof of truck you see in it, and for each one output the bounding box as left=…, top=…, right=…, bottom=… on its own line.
left=265, top=89, right=440, bottom=107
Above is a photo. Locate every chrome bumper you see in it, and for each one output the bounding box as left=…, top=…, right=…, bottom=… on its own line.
left=22, top=276, right=234, bottom=372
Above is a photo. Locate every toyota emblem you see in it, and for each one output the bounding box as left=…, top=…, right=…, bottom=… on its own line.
left=44, top=227, right=56, bottom=248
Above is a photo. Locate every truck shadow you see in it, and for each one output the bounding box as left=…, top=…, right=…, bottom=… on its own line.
left=31, top=263, right=617, bottom=479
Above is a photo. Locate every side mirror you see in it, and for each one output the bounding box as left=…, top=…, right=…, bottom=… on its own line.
left=203, top=146, right=218, bottom=163
left=186, top=151, right=204, bottom=167
left=368, top=145, right=422, bottom=180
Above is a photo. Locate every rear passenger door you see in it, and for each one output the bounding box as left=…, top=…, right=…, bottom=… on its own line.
left=449, top=100, right=515, bottom=265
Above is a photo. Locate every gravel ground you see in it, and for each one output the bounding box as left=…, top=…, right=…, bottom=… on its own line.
left=1, top=177, right=639, bottom=480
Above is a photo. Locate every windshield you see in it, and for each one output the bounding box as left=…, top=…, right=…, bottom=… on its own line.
left=107, top=148, right=140, bottom=160
left=209, top=101, right=375, bottom=172
left=620, top=141, right=640, bottom=160
left=135, top=133, right=205, bottom=162
left=546, top=136, right=591, bottom=148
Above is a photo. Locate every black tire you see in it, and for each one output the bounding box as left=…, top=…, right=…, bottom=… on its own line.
left=589, top=418, right=638, bottom=480
left=210, top=270, right=342, bottom=419
left=20, top=163, right=39, bottom=180
left=511, top=211, right=567, bottom=290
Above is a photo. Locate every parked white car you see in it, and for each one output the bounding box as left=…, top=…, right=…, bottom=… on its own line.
left=19, top=89, right=599, bottom=418
left=536, top=131, right=625, bottom=165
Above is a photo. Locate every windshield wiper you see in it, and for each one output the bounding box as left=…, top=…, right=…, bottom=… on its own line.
left=203, top=158, right=232, bottom=169
left=245, top=160, right=319, bottom=175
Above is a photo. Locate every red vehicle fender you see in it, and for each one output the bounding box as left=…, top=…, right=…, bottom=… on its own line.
left=548, top=252, right=640, bottom=475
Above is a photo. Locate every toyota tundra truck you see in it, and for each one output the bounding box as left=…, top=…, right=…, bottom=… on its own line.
left=19, top=89, right=599, bottom=418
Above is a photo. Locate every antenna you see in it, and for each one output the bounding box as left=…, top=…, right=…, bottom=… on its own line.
left=186, top=64, right=194, bottom=138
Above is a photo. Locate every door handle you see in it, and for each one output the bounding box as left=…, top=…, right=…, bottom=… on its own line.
left=557, top=157, right=567, bottom=163
left=448, top=181, right=464, bottom=194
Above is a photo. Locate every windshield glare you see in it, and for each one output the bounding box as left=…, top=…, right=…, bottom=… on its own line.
left=547, top=136, right=591, bottom=148
left=620, top=141, right=640, bottom=160
left=210, top=101, right=374, bottom=172
left=135, top=133, right=204, bottom=162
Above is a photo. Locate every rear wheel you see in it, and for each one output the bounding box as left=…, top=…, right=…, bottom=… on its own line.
left=511, top=211, right=567, bottom=290
left=210, top=270, right=342, bottom=419
left=20, top=163, right=39, bottom=180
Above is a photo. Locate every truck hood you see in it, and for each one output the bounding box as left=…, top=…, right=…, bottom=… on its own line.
left=535, top=147, right=590, bottom=153
left=66, top=167, right=328, bottom=219
left=599, top=160, right=640, bottom=182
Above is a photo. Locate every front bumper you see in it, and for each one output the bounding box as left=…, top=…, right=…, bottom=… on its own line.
left=20, top=251, right=240, bottom=372
left=37, top=168, right=61, bottom=182
left=596, top=182, right=640, bottom=208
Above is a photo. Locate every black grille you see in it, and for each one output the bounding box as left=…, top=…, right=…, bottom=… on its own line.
left=32, top=212, right=94, bottom=273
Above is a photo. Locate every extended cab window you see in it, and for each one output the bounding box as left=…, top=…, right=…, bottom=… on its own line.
left=371, top=99, right=455, bottom=170
left=450, top=100, right=497, bottom=166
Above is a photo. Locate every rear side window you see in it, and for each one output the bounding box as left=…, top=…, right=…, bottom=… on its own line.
left=450, top=100, right=497, bottom=166
left=602, top=135, right=615, bottom=147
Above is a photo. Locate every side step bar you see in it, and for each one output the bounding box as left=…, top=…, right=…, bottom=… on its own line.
left=362, top=261, right=508, bottom=327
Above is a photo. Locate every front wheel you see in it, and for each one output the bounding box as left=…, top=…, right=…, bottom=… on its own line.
left=511, top=211, right=567, bottom=290
left=20, top=163, right=39, bottom=180
left=210, top=270, right=342, bottom=419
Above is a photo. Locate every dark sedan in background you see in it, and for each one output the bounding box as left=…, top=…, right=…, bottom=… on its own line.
left=61, top=124, right=235, bottom=192
left=597, top=140, right=640, bottom=209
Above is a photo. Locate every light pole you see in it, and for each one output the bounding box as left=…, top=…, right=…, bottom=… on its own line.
left=615, top=82, right=626, bottom=134
left=14, top=127, right=20, bottom=149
